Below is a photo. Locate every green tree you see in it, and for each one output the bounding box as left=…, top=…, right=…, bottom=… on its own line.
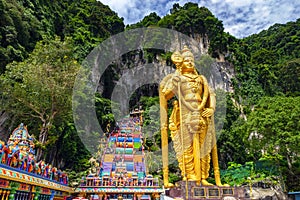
left=126, top=12, right=161, bottom=29
left=62, top=0, right=124, bottom=59
left=47, top=121, right=90, bottom=171
left=241, top=96, right=300, bottom=190
left=217, top=95, right=247, bottom=168
left=95, top=93, right=116, bottom=131
left=0, top=0, right=42, bottom=72
left=0, top=37, right=80, bottom=160
left=0, top=0, right=125, bottom=73
left=157, top=2, right=228, bottom=57
left=278, top=58, right=300, bottom=96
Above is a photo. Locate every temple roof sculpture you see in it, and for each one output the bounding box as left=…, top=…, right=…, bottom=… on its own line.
left=0, top=123, right=68, bottom=185
left=7, top=123, right=35, bottom=157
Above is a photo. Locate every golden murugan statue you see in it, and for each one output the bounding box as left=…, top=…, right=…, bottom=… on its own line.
left=159, top=46, right=226, bottom=187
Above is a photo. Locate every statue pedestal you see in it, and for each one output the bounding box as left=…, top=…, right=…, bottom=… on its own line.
left=166, top=181, right=246, bottom=200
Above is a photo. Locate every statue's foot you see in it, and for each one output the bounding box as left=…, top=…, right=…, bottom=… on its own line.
left=164, top=182, right=174, bottom=188
left=201, top=179, right=213, bottom=186
left=216, top=180, right=230, bottom=187
left=216, top=182, right=230, bottom=187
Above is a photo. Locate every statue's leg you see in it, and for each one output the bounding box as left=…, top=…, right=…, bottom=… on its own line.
left=201, top=154, right=213, bottom=186
left=172, top=130, right=185, bottom=179
left=177, top=141, right=196, bottom=180
left=184, top=146, right=196, bottom=180
left=176, top=154, right=185, bottom=180
left=182, top=123, right=197, bottom=181
left=193, top=132, right=201, bottom=183
left=199, top=125, right=213, bottom=186
left=161, top=125, right=171, bottom=187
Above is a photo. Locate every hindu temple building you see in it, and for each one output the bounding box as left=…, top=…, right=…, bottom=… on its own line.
left=0, top=123, right=73, bottom=200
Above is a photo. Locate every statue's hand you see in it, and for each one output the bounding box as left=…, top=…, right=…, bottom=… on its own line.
left=202, top=108, right=214, bottom=117
left=169, top=122, right=177, bottom=131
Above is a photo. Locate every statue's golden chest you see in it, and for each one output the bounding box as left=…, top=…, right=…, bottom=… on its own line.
left=180, top=75, right=203, bottom=95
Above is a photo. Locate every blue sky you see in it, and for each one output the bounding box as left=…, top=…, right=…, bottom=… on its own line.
left=99, top=0, right=300, bottom=38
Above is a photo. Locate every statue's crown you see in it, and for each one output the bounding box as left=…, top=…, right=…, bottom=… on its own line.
left=181, top=45, right=194, bottom=59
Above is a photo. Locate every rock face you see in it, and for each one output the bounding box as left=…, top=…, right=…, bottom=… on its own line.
left=96, top=33, right=235, bottom=114
left=243, top=185, right=288, bottom=200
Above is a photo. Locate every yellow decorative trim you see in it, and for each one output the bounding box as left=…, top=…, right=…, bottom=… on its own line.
left=0, top=168, right=73, bottom=193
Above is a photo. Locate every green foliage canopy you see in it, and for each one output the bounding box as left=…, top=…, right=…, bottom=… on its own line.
left=0, top=37, right=80, bottom=160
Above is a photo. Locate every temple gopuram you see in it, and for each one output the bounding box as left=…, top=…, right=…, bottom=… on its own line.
left=75, top=109, right=164, bottom=200
left=0, top=123, right=73, bottom=200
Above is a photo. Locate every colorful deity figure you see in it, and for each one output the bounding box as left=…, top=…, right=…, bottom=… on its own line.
left=7, top=141, right=19, bottom=166
left=51, top=167, right=58, bottom=181
left=0, top=140, right=4, bottom=151
left=160, top=46, right=228, bottom=187
left=37, top=160, right=46, bottom=176
left=57, top=169, right=63, bottom=183
left=18, top=146, right=27, bottom=169
left=0, top=140, right=6, bottom=163
left=26, top=154, right=35, bottom=173
left=45, top=164, right=52, bottom=178
left=33, top=161, right=40, bottom=174
left=9, top=123, right=27, bottom=144
left=62, top=172, right=68, bottom=184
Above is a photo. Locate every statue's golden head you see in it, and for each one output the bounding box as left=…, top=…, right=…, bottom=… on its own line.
left=180, top=45, right=197, bottom=74
left=171, top=46, right=197, bottom=74
left=181, top=45, right=194, bottom=60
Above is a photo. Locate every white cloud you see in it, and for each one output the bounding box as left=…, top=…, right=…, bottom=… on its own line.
left=98, top=0, right=300, bottom=38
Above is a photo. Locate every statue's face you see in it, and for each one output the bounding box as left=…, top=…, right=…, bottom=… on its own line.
left=182, top=56, right=195, bottom=72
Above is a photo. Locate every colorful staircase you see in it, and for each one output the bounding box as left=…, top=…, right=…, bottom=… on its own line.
left=75, top=109, right=163, bottom=200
